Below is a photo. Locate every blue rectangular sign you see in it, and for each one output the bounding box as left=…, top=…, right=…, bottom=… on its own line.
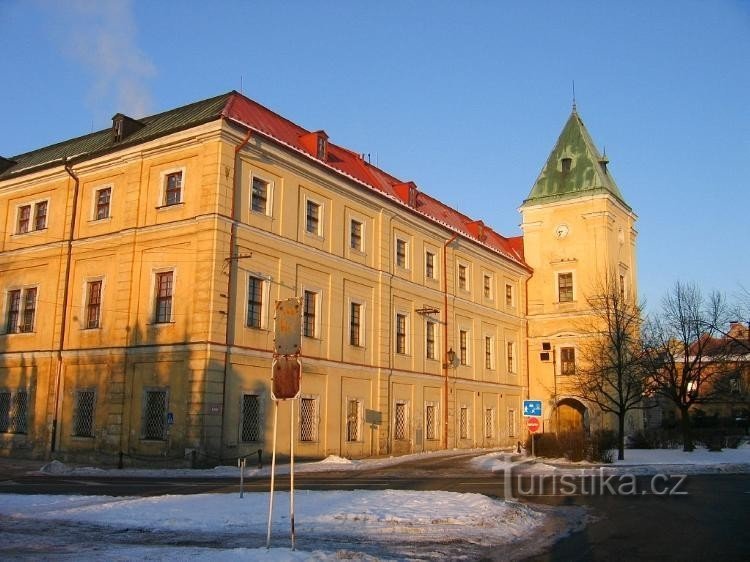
left=523, top=400, right=542, bottom=417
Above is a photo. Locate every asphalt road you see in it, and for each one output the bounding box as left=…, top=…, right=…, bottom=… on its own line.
left=1, top=453, right=748, bottom=561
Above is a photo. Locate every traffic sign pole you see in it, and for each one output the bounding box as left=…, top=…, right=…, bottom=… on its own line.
left=266, top=401, right=279, bottom=548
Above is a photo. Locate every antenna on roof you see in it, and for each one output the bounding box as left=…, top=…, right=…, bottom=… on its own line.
left=572, top=80, right=577, bottom=112
left=240, top=75, right=243, bottom=95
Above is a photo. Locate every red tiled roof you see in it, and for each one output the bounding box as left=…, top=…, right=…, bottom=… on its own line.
left=222, top=92, right=529, bottom=270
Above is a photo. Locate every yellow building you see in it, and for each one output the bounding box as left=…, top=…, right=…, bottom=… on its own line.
left=0, top=93, right=546, bottom=465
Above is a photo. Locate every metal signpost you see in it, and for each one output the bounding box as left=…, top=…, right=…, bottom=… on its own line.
left=266, top=298, right=302, bottom=551
left=522, top=400, right=543, bottom=458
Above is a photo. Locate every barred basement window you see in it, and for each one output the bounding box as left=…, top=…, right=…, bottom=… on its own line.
left=299, top=397, right=318, bottom=442
left=346, top=398, right=362, bottom=442
left=0, top=390, right=28, bottom=434
left=394, top=402, right=407, bottom=440
left=425, top=403, right=437, bottom=440
left=484, top=408, right=494, bottom=439
left=241, top=394, right=261, bottom=442
left=142, top=390, right=167, bottom=440
left=73, top=389, right=95, bottom=437
left=459, top=406, right=469, bottom=440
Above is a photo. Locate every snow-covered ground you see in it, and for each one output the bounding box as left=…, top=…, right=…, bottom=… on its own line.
left=0, top=489, right=550, bottom=560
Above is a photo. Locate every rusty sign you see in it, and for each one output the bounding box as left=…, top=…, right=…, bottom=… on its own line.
left=272, top=356, right=301, bottom=400
left=274, top=298, right=302, bottom=355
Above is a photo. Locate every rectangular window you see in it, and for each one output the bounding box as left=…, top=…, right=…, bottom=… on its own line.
left=425, top=403, right=437, bottom=440
left=561, top=347, right=576, bottom=375
left=154, top=272, right=173, bottom=324
left=95, top=187, right=111, bottom=220
left=507, top=341, right=516, bottom=374
left=396, top=313, right=407, bottom=354
left=396, top=238, right=407, bottom=268
left=483, top=274, right=492, bottom=299
left=346, top=399, right=362, bottom=442
left=426, top=321, right=436, bottom=360
left=142, top=390, right=167, bottom=440
left=241, top=394, right=262, bottom=442
left=508, top=409, right=517, bottom=438
left=394, top=401, right=407, bottom=440
left=299, top=396, right=319, bottom=442
left=86, top=280, right=102, bottom=329
left=350, top=219, right=362, bottom=251
left=20, top=288, right=37, bottom=333
left=505, top=284, right=514, bottom=308
left=73, top=389, right=95, bottom=437
left=619, top=274, right=626, bottom=300
left=458, top=264, right=467, bottom=290
left=484, top=408, right=494, bottom=439
left=303, top=290, right=317, bottom=338
left=17, top=205, right=30, bottom=234
left=425, top=251, right=435, bottom=279
left=306, top=200, right=321, bottom=235
left=350, top=302, right=362, bottom=346
left=0, top=390, right=28, bottom=434
left=485, top=336, right=493, bottom=369
left=558, top=272, right=573, bottom=303
left=251, top=177, right=269, bottom=214
left=34, top=201, right=47, bottom=230
left=460, top=329, right=468, bottom=365
left=459, top=406, right=469, bottom=440
left=247, top=276, right=264, bottom=328
left=164, top=171, right=182, bottom=206
left=6, top=290, right=20, bottom=334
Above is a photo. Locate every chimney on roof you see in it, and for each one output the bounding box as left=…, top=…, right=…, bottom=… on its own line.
left=112, top=113, right=144, bottom=143
left=393, top=181, right=418, bottom=207
left=299, top=130, right=329, bottom=160
left=0, top=156, right=17, bottom=174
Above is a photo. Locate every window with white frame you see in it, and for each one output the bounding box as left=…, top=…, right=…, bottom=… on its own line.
left=458, top=263, right=467, bottom=290
left=246, top=276, right=265, bottom=329
left=425, top=250, right=436, bottom=280
left=459, top=405, right=469, bottom=440
left=16, top=201, right=48, bottom=234
left=484, top=408, right=495, bottom=438
left=396, top=313, right=408, bottom=354
left=394, top=401, right=408, bottom=440
left=561, top=347, right=576, bottom=375
left=305, top=199, right=321, bottom=235
left=73, top=389, right=96, bottom=437
left=395, top=238, right=408, bottom=268
left=154, top=271, right=174, bottom=324
left=349, top=301, right=363, bottom=347
left=0, top=389, right=28, bottom=434
left=508, top=408, right=517, bottom=438
left=346, top=398, right=363, bottom=442
left=483, top=273, right=493, bottom=299
left=459, top=329, right=469, bottom=365
left=6, top=287, right=37, bottom=334
left=241, top=394, right=262, bottom=442
left=507, top=341, right=516, bottom=374
left=425, top=402, right=437, bottom=440
left=426, top=320, right=436, bottom=360
left=163, top=171, right=183, bottom=206
left=34, top=200, right=47, bottom=230
left=485, top=336, right=494, bottom=369
left=350, top=219, right=363, bottom=251
left=142, top=389, right=167, bottom=440
left=299, top=395, right=319, bottom=442
left=94, top=187, right=111, bottom=220
left=85, top=280, right=102, bottom=329
left=303, top=290, right=319, bottom=338
left=558, top=272, right=574, bottom=303
left=251, top=176, right=271, bottom=215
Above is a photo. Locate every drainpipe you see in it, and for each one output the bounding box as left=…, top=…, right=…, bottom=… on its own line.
left=218, top=128, right=253, bottom=462
left=50, top=158, right=81, bottom=454
left=442, top=232, right=459, bottom=449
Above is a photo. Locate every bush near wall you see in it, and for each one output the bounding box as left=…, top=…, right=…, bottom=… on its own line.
left=526, top=430, right=617, bottom=463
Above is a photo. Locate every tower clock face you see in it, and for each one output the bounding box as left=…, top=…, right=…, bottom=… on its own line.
left=555, top=224, right=569, bottom=239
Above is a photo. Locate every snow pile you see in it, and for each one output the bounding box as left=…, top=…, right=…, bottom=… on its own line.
left=317, top=455, right=356, bottom=465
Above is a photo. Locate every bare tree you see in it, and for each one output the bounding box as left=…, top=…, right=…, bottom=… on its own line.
left=642, top=282, right=733, bottom=451
left=571, top=273, right=648, bottom=460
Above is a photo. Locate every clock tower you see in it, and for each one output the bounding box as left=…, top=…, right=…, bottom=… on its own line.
left=520, top=108, right=638, bottom=434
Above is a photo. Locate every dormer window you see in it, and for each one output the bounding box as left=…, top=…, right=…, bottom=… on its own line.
left=561, top=157, right=572, bottom=173
left=317, top=136, right=327, bottom=160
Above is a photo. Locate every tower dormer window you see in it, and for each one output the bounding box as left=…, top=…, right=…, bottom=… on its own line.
left=561, top=157, right=572, bottom=173
left=317, top=136, right=327, bottom=160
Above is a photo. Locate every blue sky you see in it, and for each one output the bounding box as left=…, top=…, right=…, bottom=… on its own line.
left=1, top=0, right=748, bottom=310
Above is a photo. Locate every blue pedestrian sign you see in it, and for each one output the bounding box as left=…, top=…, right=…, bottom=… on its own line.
left=523, top=400, right=542, bottom=417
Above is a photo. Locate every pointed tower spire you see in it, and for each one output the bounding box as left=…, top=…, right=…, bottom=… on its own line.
left=522, top=110, right=629, bottom=209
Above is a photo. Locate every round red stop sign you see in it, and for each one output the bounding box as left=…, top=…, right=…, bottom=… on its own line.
left=527, top=416, right=541, bottom=433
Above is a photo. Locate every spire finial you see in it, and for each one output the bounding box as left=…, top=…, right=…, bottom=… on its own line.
left=572, top=80, right=577, bottom=113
